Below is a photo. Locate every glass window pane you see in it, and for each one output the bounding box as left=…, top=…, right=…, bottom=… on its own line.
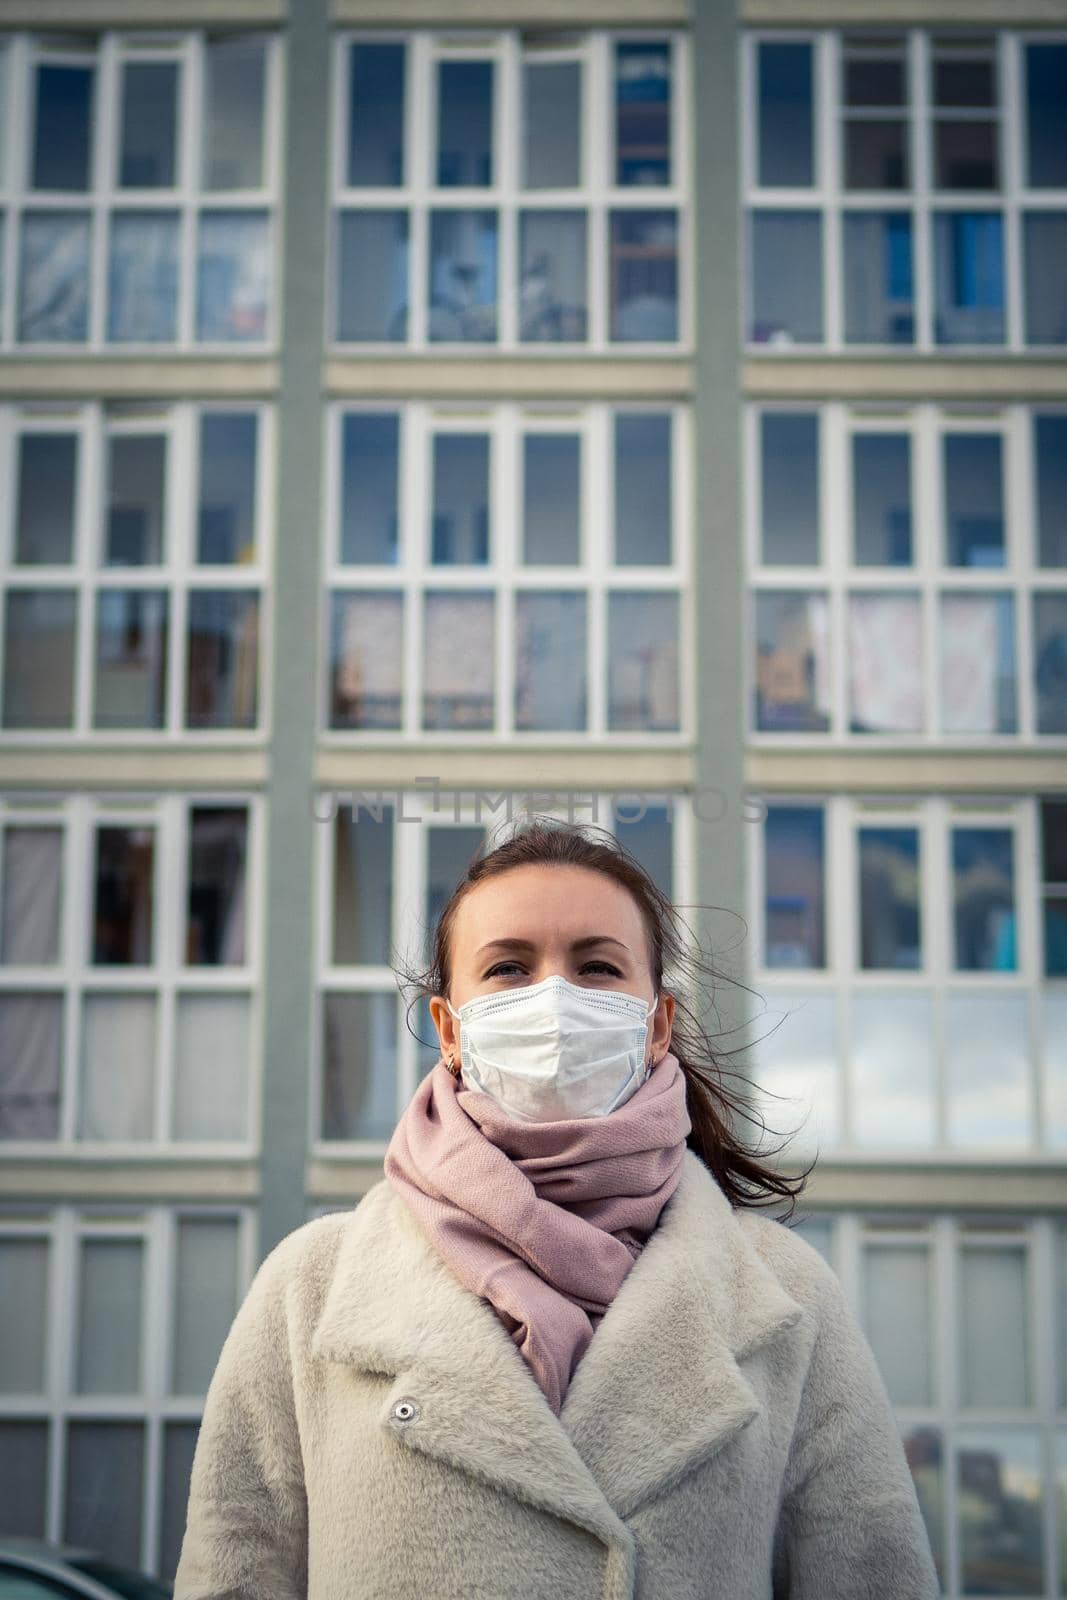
left=422, top=591, right=495, bottom=730
left=761, top=413, right=819, bottom=565
left=203, top=37, right=265, bottom=190
left=76, top=1239, right=143, bottom=1394
left=0, top=994, right=62, bottom=1140
left=16, top=434, right=77, bottom=565
left=119, top=61, right=177, bottom=187
left=753, top=991, right=839, bottom=1148
left=960, top=1246, right=1030, bottom=1407
left=1034, top=415, right=1067, bottom=567
left=105, top=435, right=166, bottom=564
left=844, top=42, right=906, bottom=106
left=852, top=992, right=935, bottom=1148
left=18, top=212, right=90, bottom=342
left=848, top=591, right=923, bottom=733
left=92, top=588, right=168, bottom=729
left=518, top=210, right=587, bottom=342
left=764, top=806, right=824, bottom=968
left=1034, top=593, right=1067, bottom=734
left=0, top=1238, right=48, bottom=1392
left=934, top=119, right=998, bottom=189
left=844, top=120, right=908, bottom=190
left=2, top=828, right=62, bottom=965
left=196, top=211, right=270, bottom=342
left=843, top=212, right=914, bottom=343
left=515, top=591, right=586, bottom=731
left=2, top=590, right=76, bottom=728
left=79, top=993, right=156, bottom=1141
left=957, top=1429, right=1043, bottom=1597
left=173, top=994, right=248, bottom=1141
left=757, top=42, right=812, bottom=188
left=609, top=209, right=678, bottom=341
left=946, top=991, right=1029, bottom=1146
left=64, top=1422, right=144, bottom=1569
left=1024, top=211, right=1067, bottom=346
left=336, top=210, right=408, bottom=342
left=607, top=591, right=679, bottom=731
left=1046, top=994, right=1067, bottom=1147
left=858, top=827, right=921, bottom=969
left=341, top=413, right=398, bottom=564
left=749, top=210, right=822, bottom=344
left=1026, top=44, right=1067, bottom=187
left=952, top=827, right=1016, bottom=971
left=428, top=209, right=497, bottom=342
left=333, top=802, right=394, bottom=966
left=160, top=1422, right=200, bottom=1581
left=1043, top=803, right=1067, bottom=982
left=754, top=590, right=831, bottom=732
left=108, top=211, right=180, bottom=342
left=187, top=806, right=247, bottom=966
left=523, top=434, right=580, bottom=565
left=330, top=590, right=403, bottom=729
left=348, top=42, right=404, bottom=188
left=431, top=434, right=489, bottom=564
left=93, top=826, right=154, bottom=965
left=853, top=433, right=912, bottom=565
left=523, top=60, right=580, bottom=189
left=321, top=991, right=398, bottom=1140
left=198, top=412, right=258, bottom=564
left=863, top=1246, right=932, bottom=1404
left=185, top=589, right=259, bottom=729
left=171, top=1219, right=239, bottom=1395
left=944, top=432, right=1003, bottom=566
left=0, top=49, right=7, bottom=187
left=940, top=592, right=1016, bottom=734
left=615, top=41, right=671, bottom=186
left=933, top=211, right=1004, bottom=345
left=425, top=826, right=484, bottom=961
left=903, top=1427, right=945, bottom=1585
left=33, top=64, right=93, bottom=190
left=615, top=413, right=671, bottom=565
left=437, top=60, right=493, bottom=187
left=0, top=1421, right=49, bottom=1537
left=618, top=801, right=673, bottom=900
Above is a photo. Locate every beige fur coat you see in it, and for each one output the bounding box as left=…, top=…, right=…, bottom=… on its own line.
left=173, top=1148, right=939, bottom=1599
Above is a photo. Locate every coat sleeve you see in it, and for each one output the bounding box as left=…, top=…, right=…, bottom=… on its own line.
left=173, top=1230, right=310, bottom=1600
left=771, top=1246, right=940, bottom=1600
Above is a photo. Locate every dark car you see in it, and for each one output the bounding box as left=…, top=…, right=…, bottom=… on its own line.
left=0, top=1540, right=173, bottom=1599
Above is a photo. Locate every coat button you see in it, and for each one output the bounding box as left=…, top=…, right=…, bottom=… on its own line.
left=392, top=1397, right=419, bottom=1423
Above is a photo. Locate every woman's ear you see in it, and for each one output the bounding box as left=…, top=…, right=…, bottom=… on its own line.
left=429, top=994, right=460, bottom=1062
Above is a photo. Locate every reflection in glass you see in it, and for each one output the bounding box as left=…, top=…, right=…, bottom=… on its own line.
left=1034, top=415, right=1067, bottom=567
left=198, top=413, right=258, bottom=564
left=764, top=806, right=824, bottom=968
left=331, top=591, right=403, bottom=729
left=761, top=414, right=818, bottom=565
left=845, top=120, right=908, bottom=190
left=933, top=212, right=1004, bottom=345
left=321, top=991, right=398, bottom=1140
left=952, top=827, right=1016, bottom=970
left=437, top=61, right=493, bottom=187
left=852, top=992, right=935, bottom=1148
left=0, top=994, right=62, bottom=1140
left=615, top=41, right=671, bottom=186
left=754, top=591, right=831, bottom=732
left=33, top=64, right=93, bottom=191
left=960, top=1246, right=1030, bottom=1407
left=1046, top=994, right=1067, bottom=1145
left=93, top=589, right=168, bottom=729
left=79, top=993, right=157, bottom=1141
left=93, top=826, right=154, bottom=965
left=119, top=62, right=178, bottom=187
left=944, top=433, right=1003, bottom=566
left=171, top=1220, right=240, bottom=1394
left=523, top=61, right=580, bottom=189
left=432, top=434, right=489, bottom=563
left=615, top=413, right=671, bottom=565
left=173, top=995, right=248, bottom=1142
left=940, top=593, right=1016, bottom=734
left=607, top=591, right=679, bottom=731
left=1026, top=44, right=1067, bottom=187
left=106, top=435, right=166, bottom=564
left=19, top=212, right=90, bottom=342
left=749, top=211, right=822, bottom=344
left=519, top=211, right=587, bottom=341
left=752, top=991, right=839, bottom=1148
left=422, top=591, right=494, bottom=729
left=16, top=434, right=77, bottom=564
left=203, top=37, right=266, bottom=190
left=108, top=212, right=180, bottom=342
left=65, top=1423, right=145, bottom=1569
left=2, top=590, right=76, bottom=728
left=196, top=212, right=270, bottom=342
left=609, top=210, right=677, bottom=341
left=523, top=435, right=580, bottom=565
left=852, top=433, right=911, bottom=565
left=0, top=1238, right=48, bottom=1391
left=336, top=210, right=408, bottom=341
left=515, top=592, right=586, bottom=731
left=76, top=1240, right=143, bottom=1395
left=428, top=210, right=497, bottom=341
left=348, top=43, right=404, bottom=188
left=946, top=992, right=1029, bottom=1147
left=1023, top=212, right=1067, bottom=346
left=956, top=1429, right=1044, bottom=1596
left=1033, top=593, right=1067, bottom=733
left=1, top=827, right=62, bottom=965
left=333, top=803, right=394, bottom=966
left=0, top=1420, right=48, bottom=1535
left=1041, top=802, right=1067, bottom=982
left=757, top=42, right=813, bottom=188
left=848, top=591, right=923, bottom=734
left=341, top=413, right=399, bottom=564
left=862, top=1246, right=932, bottom=1403
left=858, top=827, right=921, bottom=969
left=426, top=828, right=485, bottom=958
left=186, top=806, right=247, bottom=965
left=621, top=803, right=673, bottom=900
left=843, top=212, right=913, bottom=343
left=934, top=118, right=998, bottom=189
left=186, top=590, right=259, bottom=728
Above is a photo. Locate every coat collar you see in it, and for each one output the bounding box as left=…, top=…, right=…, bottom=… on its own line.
left=311, top=1149, right=804, bottom=1571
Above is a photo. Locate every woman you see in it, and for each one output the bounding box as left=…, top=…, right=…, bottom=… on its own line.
left=174, top=820, right=939, bottom=1600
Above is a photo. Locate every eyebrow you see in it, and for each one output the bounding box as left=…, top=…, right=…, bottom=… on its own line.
left=476, top=936, right=631, bottom=957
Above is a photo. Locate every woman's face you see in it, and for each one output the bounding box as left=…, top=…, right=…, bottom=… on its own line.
left=429, top=863, right=675, bottom=1070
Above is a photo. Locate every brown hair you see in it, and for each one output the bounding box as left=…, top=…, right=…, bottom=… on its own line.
left=395, top=815, right=812, bottom=1219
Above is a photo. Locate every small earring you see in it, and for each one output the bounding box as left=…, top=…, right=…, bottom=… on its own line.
left=446, top=1054, right=460, bottom=1079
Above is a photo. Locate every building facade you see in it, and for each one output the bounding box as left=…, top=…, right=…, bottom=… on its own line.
left=0, top=0, right=1064, bottom=1592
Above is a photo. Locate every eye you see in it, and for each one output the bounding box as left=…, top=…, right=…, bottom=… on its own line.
left=484, top=960, right=526, bottom=978
left=582, top=960, right=623, bottom=976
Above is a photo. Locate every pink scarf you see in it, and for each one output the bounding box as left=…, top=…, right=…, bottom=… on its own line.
left=384, top=1050, right=692, bottom=1415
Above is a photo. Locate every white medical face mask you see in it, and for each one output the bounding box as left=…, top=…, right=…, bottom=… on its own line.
left=446, top=974, right=659, bottom=1123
